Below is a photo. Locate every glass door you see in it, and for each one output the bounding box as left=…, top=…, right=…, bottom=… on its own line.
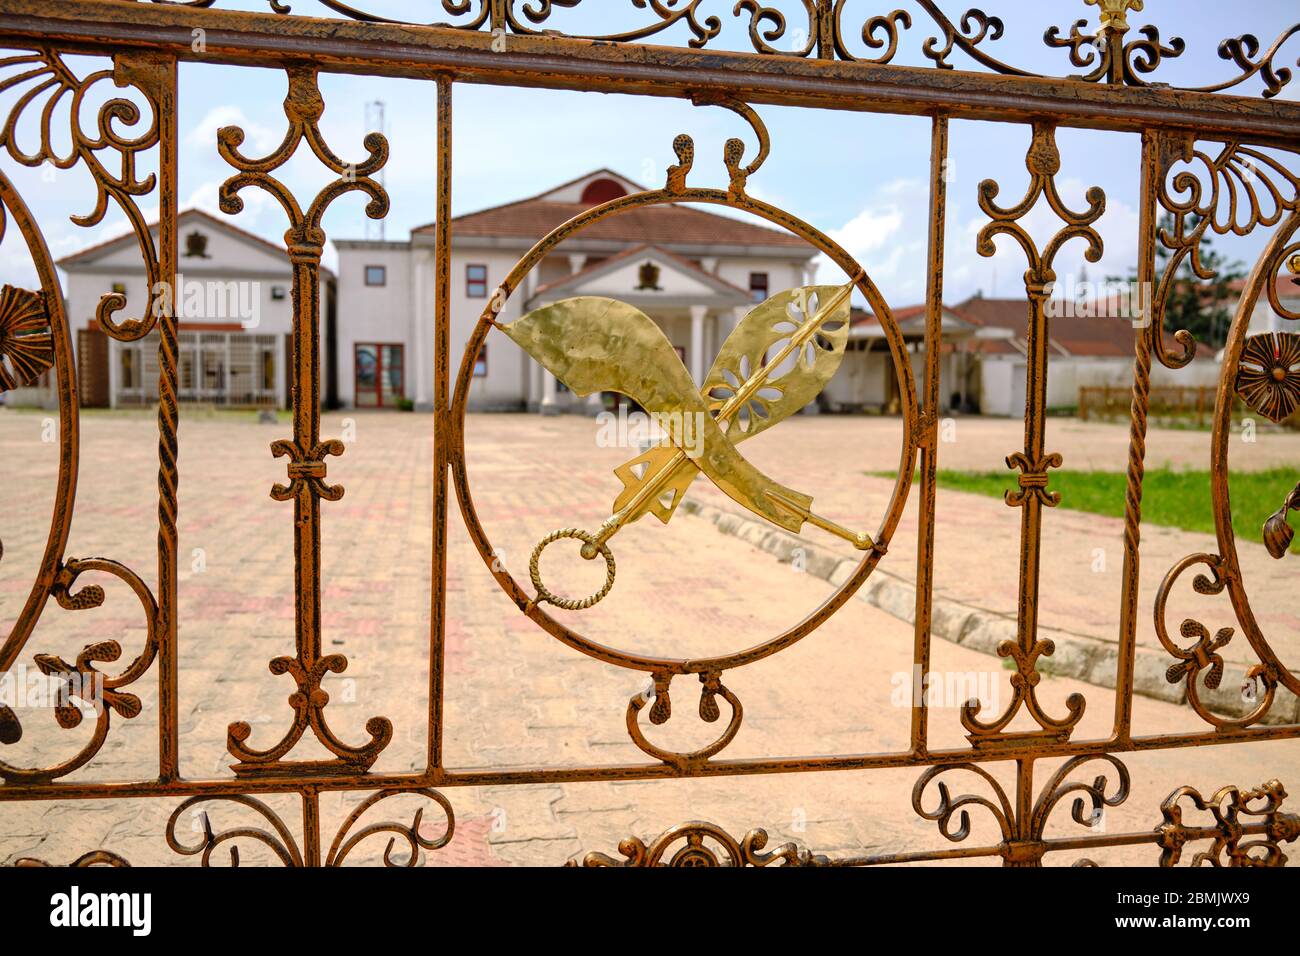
left=355, top=343, right=404, bottom=408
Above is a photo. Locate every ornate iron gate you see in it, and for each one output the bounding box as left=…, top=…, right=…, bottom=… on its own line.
left=1, top=0, right=1299, bottom=867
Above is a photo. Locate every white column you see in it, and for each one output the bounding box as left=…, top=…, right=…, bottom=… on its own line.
left=568, top=254, right=588, bottom=275
left=537, top=300, right=560, bottom=415
left=412, top=249, right=432, bottom=408
left=528, top=359, right=542, bottom=411
left=108, top=338, right=119, bottom=409
left=541, top=369, right=559, bottom=415
left=689, top=305, right=708, bottom=386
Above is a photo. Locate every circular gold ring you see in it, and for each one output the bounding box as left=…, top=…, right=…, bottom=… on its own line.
left=529, top=529, right=617, bottom=611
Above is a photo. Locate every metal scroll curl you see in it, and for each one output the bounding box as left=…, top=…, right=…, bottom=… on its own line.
left=0, top=114, right=161, bottom=784
left=167, top=789, right=455, bottom=867
left=912, top=756, right=1130, bottom=867
left=0, top=49, right=168, bottom=341
left=1157, top=208, right=1300, bottom=727
left=568, top=820, right=819, bottom=867
left=449, top=100, right=919, bottom=768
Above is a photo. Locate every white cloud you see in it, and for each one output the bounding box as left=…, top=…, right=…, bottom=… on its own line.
left=807, top=173, right=1144, bottom=311
left=185, top=105, right=280, bottom=157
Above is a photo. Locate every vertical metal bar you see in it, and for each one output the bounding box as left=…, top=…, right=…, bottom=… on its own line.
left=1016, top=294, right=1052, bottom=670
left=292, top=254, right=324, bottom=677
left=1114, top=129, right=1160, bottom=741
left=911, top=113, right=948, bottom=754
left=814, top=0, right=834, bottom=60
left=1008, top=757, right=1035, bottom=868
left=153, top=53, right=180, bottom=782
left=302, top=788, right=321, bottom=867
left=429, top=76, right=453, bottom=772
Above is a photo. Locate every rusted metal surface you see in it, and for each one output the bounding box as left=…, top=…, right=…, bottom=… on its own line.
left=0, top=0, right=1297, bottom=867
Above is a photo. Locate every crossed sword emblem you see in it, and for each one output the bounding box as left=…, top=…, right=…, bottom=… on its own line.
left=498, top=276, right=874, bottom=610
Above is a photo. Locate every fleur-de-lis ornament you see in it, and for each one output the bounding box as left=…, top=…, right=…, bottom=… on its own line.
left=1084, top=0, right=1143, bottom=31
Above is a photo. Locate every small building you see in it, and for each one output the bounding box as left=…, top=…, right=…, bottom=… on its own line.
left=946, top=295, right=1220, bottom=417
left=21, top=208, right=335, bottom=410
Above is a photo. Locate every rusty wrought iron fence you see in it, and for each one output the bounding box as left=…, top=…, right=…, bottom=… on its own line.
left=1, top=0, right=1299, bottom=868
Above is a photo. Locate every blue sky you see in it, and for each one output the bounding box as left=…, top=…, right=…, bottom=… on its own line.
left=2, top=0, right=1297, bottom=308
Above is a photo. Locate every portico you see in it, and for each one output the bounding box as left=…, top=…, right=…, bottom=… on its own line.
left=521, top=244, right=754, bottom=414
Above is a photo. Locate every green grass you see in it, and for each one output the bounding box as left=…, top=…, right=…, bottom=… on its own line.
left=874, top=467, right=1299, bottom=553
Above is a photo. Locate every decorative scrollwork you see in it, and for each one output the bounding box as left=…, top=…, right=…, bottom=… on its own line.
left=12, top=851, right=131, bottom=867
left=912, top=764, right=1015, bottom=846
left=963, top=123, right=1100, bottom=747
left=1030, top=755, right=1130, bottom=842
left=1158, top=779, right=1300, bottom=866
left=625, top=672, right=743, bottom=769
left=918, top=3, right=1026, bottom=75
left=130, top=0, right=1300, bottom=97
left=977, top=124, right=1106, bottom=295
left=326, top=789, right=454, bottom=867
left=734, top=2, right=911, bottom=63
left=219, top=65, right=392, bottom=777
left=0, top=558, right=159, bottom=785
left=1155, top=553, right=1277, bottom=730
left=1152, top=136, right=1300, bottom=370
left=913, top=757, right=1129, bottom=867
left=167, top=790, right=455, bottom=867
left=166, top=795, right=305, bottom=867
left=1005, top=451, right=1064, bottom=508
left=687, top=94, right=770, bottom=201
left=0, top=49, right=165, bottom=340
left=1198, top=27, right=1300, bottom=99
left=567, top=821, right=819, bottom=866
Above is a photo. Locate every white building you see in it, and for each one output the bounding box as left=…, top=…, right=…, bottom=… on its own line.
left=334, top=169, right=817, bottom=411
left=21, top=176, right=1292, bottom=419
left=40, top=209, right=334, bottom=410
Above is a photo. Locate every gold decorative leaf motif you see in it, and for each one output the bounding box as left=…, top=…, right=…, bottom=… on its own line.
left=500, top=296, right=813, bottom=532
left=703, top=284, right=851, bottom=440
left=608, top=285, right=850, bottom=525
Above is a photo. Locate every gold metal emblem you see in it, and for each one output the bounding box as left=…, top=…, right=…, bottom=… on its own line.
left=501, top=277, right=873, bottom=610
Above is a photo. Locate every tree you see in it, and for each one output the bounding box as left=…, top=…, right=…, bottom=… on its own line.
left=1112, top=212, right=1246, bottom=350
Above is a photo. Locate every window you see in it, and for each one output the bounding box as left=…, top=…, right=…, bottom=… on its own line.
left=271, top=285, right=287, bottom=300
left=473, top=344, right=488, bottom=378
left=120, top=348, right=137, bottom=389
left=261, top=349, right=276, bottom=392
left=466, top=263, right=488, bottom=299
left=749, top=272, right=769, bottom=303
left=364, top=265, right=386, bottom=287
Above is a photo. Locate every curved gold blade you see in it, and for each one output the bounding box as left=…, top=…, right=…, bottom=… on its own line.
left=501, top=296, right=812, bottom=532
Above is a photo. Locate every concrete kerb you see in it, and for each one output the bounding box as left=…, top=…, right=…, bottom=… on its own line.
left=680, top=497, right=1300, bottom=726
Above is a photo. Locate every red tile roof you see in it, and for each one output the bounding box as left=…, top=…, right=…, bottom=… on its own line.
left=1228, top=273, right=1300, bottom=298
left=949, top=296, right=1212, bottom=358
left=417, top=196, right=809, bottom=249
left=56, top=208, right=318, bottom=272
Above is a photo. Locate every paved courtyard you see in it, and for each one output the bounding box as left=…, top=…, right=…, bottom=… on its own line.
left=1, top=409, right=1298, bottom=866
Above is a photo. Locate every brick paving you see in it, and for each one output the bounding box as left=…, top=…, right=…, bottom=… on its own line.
left=0, top=409, right=1297, bottom=866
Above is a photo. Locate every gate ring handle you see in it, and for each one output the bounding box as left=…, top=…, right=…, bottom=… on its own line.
left=529, top=528, right=617, bottom=611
